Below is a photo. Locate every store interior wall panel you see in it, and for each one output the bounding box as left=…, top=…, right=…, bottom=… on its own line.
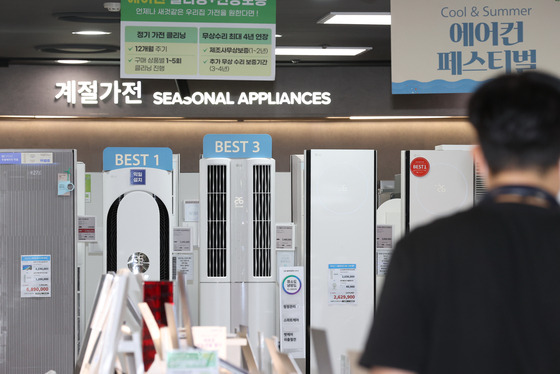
left=0, top=119, right=476, bottom=180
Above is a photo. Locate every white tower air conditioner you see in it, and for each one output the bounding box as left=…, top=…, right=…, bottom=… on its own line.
left=200, top=157, right=276, bottom=351
left=103, top=147, right=174, bottom=280
left=402, top=147, right=486, bottom=233
left=305, top=149, right=377, bottom=374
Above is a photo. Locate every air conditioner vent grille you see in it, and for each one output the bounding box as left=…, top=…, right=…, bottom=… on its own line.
left=207, top=164, right=227, bottom=277
left=253, top=164, right=272, bottom=277
left=474, top=161, right=488, bottom=204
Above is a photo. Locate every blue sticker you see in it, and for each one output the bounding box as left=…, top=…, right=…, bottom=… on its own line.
left=57, top=181, right=75, bottom=196
left=103, top=147, right=173, bottom=171
left=0, top=153, right=22, bottom=164
left=203, top=134, right=272, bottom=159
left=328, top=264, right=356, bottom=269
left=130, top=169, right=146, bottom=185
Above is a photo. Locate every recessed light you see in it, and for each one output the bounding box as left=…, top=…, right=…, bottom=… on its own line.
left=72, top=31, right=112, bottom=36
left=275, top=46, right=372, bottom=56
left=349, top=116, right=457, bottom=120
left=318, top=12, right=391, bottom=25
left=56, top=59, right=90, bottom=64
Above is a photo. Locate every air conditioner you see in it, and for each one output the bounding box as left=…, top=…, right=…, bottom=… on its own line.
left=402, top=146, right=486, bottom=233
left=0, top=149, right=77, bottom=374
left=103, top=149, right=174, bottom=281
left=303, top=149, right=377, bottom=374
left=199, top=157, right=277, bottom=353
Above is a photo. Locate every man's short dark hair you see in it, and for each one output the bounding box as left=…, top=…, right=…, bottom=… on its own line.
left=468, top=71, right=560, bottom=174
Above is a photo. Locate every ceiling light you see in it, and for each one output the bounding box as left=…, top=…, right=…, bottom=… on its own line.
left=318, top=12, right=391, bottom=25
left=37, top=44, right=119, bottom=54
left=275, top=34, right=282, bottom=38
left=349, top=116, right=459, bottom=120
left=56, top=59, right=90, bottom=64
left=72, top=31, right=112, bottom=36
left=275, top=46, right=371, bottom=56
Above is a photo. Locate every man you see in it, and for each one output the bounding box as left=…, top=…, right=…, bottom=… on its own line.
left=360, top=71, right=560, bottom=374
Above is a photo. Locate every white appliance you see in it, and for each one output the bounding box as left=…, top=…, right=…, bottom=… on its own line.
left=402, top=148, right=480, bottom=233
left=304, top=149, right=376, bottom=374
left=103, top=149, right=174, bottom=280
left=199, top=157, right=277, bottom=354
left=290, top=155, right=306, bottom=268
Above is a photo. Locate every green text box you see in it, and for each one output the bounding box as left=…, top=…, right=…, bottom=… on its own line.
left=199, top=54, right=272, bottom=76
left=122, top=0, right=276, bottom=24
left=125, top=26, right=198, bottom=43
left=200, top=27, right=272, bottom=45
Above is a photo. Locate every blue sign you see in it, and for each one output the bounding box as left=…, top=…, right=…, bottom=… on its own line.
left=103, top=147, right=173, bottom=171
left=0, top=153, right=22, bottom=164
left=130, top=169, right=146, bottom=185
left=203, top=134, right=272, bottom=159
left=328, top=264, right=356, bottom=269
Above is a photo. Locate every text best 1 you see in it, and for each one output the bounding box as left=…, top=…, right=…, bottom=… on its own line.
left=115, top=153, right=160, bottom=167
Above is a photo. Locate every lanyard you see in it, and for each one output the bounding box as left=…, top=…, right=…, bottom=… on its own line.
left=482, top=185, right=560, bottom=210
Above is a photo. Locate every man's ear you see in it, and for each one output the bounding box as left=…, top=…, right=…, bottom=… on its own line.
left=472, top=145, right=490, bottom=181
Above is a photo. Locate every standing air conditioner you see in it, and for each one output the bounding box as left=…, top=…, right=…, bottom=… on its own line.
left=199, top=157, right=276, bottom=352
left=103, top=147, right=174, bottom=280
left=0, top=149, right=77, bottom=374
left=304, top=149, right=377, bottom=374
left=401, top=146, right=486, bottom=233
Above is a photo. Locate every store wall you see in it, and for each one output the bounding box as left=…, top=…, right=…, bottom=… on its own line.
left=0, top=118, right=476, bottom=180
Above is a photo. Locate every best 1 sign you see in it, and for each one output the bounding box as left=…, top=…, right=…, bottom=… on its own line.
left=203, top=134, right=272, bottom=159
left=103, top=147, right=173, bottom=171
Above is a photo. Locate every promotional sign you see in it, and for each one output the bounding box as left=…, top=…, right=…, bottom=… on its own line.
left=0, top=152, right=53, bottom=165
left=391, top=0, right=560, bottom=94
left=103, top=147, right=173, bottom=171
left=202, top=134, right=272, bottom=158
left=21, top=255, right=52, bottom=298
left=376, top=225, right=393, bottom=276
left=328, top=264, right=357, bottom=304
left=279, top=267, right=305, bottom=358
left=78, top=216, right=97, bottom=242
left=166, top=349, right=219, bottom=373
left=121, top=0, right=276, bottom=80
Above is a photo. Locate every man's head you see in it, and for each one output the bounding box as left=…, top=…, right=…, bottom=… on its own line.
left=468, top=71, right=560, bottom=175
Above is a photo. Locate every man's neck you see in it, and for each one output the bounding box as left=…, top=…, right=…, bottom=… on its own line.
left=487, top=167, right=560, bottom=197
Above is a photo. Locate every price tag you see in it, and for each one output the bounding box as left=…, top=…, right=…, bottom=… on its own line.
left=21, top=255, right=52, bottom=298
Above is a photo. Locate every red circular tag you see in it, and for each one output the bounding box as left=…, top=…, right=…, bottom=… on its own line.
left=410, top=157, right=430, bottom=177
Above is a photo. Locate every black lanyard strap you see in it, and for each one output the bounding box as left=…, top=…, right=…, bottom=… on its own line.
left=483, top=185, right=560, bottom=210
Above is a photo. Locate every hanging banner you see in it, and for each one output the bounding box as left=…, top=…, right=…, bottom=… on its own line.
left=121, top=0, right=276, bottom=81
left=391, top=0, right=560, bottom=94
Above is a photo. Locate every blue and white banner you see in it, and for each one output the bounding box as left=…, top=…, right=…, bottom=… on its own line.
left=391, top=0, right=560, bottom=94
left=103, top=147, right=173, bottom=171
left=203, top=134, right=272, bottom=158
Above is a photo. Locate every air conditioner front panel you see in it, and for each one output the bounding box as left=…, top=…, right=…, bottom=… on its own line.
left=200, top=159, right=231, bottom=283
left=406, top=150, right=474, bottom=231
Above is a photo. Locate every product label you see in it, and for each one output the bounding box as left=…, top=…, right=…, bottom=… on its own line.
left=410, top=157, right=430, bottom=177
left=279, top=267, right=305, bottom=358
left=328, top=264, right=357, bottom=304
left=21, top=255, right=52, bottom=298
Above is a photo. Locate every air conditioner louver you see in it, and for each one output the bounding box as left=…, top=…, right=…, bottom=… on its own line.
left=474, top=161, right=488, bottom=204
left=207, top=164, right=227, bottom=277
left=253, top=164, right=272, bottom=277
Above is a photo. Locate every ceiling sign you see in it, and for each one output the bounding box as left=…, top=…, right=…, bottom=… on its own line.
left=390, top=0, right=560, bottom=94
left=121, top=0, right=276, bottom=81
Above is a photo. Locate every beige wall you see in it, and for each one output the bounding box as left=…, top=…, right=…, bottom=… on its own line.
left=0, top=118, right=476, bottom=180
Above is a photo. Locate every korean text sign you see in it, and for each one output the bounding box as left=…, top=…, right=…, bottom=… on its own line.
left=121, top=0, right=276, bottom=81
left=390, top=0, right=560, bottom=94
